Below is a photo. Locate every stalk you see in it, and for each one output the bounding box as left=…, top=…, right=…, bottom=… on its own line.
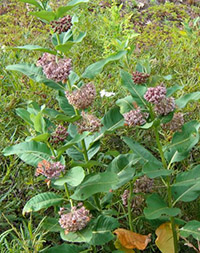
left=61, top=171, right=73, bottom=207
left=154, top=126, right=179, bottom=253
left=128, top=181, right=134, bottom=231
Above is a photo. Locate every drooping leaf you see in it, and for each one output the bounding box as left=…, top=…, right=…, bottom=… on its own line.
left=45, top=243, right=87, bottom=253
left=29, top=10, right=56, bottom=22
left=144, top=194, right=181, bottom=220
left=54, top=166, right=85, bottom=187
left=166, top=85, right=182, bottom=97
left=16, top=108, right=33, bottom=125
left=91, top=215, right=119, bottom=245
left=82, top=51, right=127, bottom=79
left=15, top=45, right=57, bottom=55
left=114, top=228, right=151, bottom=250
left=172, top=165, right=200, bottom=204
left=30, top=111, right=46, bottom=133
left=180, top=220, right=200, bottom=240
left=56, top=95, right=75, bottom=116
left=107, top=154, right=138, bottom=189
left=71, top=171, right=118, bottom=200
left=176, top=92, right=200, bottom=109
left=116, top=96, right=134, bottom=114
left=31, top=133, right=50, bottom=142
left=122, top=137, right=170, bottom=178
left=120, top=70, right=147, bottom=107
left=23, top=192, right=63, bottom=215
left=155, top=222, right=178, bottom=253
left=19, top=0, right=43, bottom=9
left=2, top=141, right=52, bottom=166
left=60, top=226, right=93, bottom=243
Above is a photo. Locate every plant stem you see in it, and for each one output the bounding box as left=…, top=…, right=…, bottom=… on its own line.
left=154, top=126, right=179, bottom=253
left=128, top=182, right=134, bottom=231
left=61, top=172, right=73, bottom=207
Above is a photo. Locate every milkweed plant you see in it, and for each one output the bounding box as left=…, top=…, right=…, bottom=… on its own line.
left=3, top=0, right=200, bottom=252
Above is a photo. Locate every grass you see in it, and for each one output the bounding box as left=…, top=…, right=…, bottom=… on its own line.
left=0, top=0, right=200, bottom=251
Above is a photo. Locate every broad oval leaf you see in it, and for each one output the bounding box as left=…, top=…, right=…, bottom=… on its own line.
left=71, top=171, right=118, bottom=200
left=144, top=194, right=181, bottom=220
left=19, top=0, right=43, bottom=9
left=180, top=220, right=200, bottom=240
left=176, top=92, right=200, bottom=109
left=61, top=226, right=93, bottom=243
left=82, top=51, right=127, bottom=79
left=15, top=45, right=57, bottom=55
left=46, top=243, right=87, bottom=253
left=29, top=11, right=56, bottom=22
left=54, top=166, right=85, bottom=187
left=2, top=141, right=52, bottom=166
left=116, top=96, right=134, bottom=114
left=56, top=95, right=75, bottom=116
left=23, top=192, right=63, bottom=215
left=102, top=107, right=124, bottom=133
left=16, top=108, right=33, bottom=125
left=31, top=133, right=50, bottom=142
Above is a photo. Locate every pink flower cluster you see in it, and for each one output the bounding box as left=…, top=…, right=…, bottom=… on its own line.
left=132, top=71, right=150, bottom=84
left=50, top=125, right=68, bottom=144
left=123, top=108, right=148, bottom=127
left=37, top=53, right=72, bottom=82
left=50, top=15, right=72, bottom=34
left=76, top=111, right=101, bottom=133
left=35, top=160, right=65, bottom=179
left=65, top=83, right=96, bottom=109
left=59, top=205, right=91, bottom=233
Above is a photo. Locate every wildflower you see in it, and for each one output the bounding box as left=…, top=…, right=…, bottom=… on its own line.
left=76, top=111, right=101, bottom=133
left=50, top=15, right=72, bottom=34
left=65, top=83, right=96, bottom=109
left=100, top=89, right=115, bottom=97
left=35, top=160, right=65, bottom=179
left=144, top=85, right=166, bottom=104
left=154, top=97, right=175, bottom=116
left=132, top=71, right=150, bottom=84
left=37, top=53, right=72, bottom=82
left=50, top=125, right=68, bottom=144
left=123, top=108, right=148, bottom=127
left=59, top=205, right=91, bottom=233
left=162, top=112, right=184, bottom=131
left=133, top=175, right=154, bottom=194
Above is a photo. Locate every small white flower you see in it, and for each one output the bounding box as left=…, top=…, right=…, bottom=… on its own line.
left=146, top=20, right=152, bottom=25
left=100, top=89, right=115, bottom=98
left=137, top=2, right=144, bottom=9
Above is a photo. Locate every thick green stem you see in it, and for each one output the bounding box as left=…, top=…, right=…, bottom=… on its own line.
left=61, top=172, right=73, bottom=207
left=154, top=126, right=179, bottom=253
left=128, top=182, right=134, bottom=231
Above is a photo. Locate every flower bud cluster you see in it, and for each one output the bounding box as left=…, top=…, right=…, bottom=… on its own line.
left=50, top=15, right=72, bottom=34
left=123, top=108, right=148, bottom=127
left=144, top=85, right=166, bottom=104
left=59, top=205, right=91, bottom=233
left=50, top=125, right=68, bottom=144
left=65, top=83, right=96, bottom=109
left=133, top=175, right=154, bottom=194
left=154, top=97, right=175, bottom=116
left=35, top=160, right=65, bottom=179
left=162, top=112, right=184, bottom=131
left=132, top=71, right=150, bottom=84
left=76, top=111, right=101, bottom=133
left=37, top=53, right=72, bottom=82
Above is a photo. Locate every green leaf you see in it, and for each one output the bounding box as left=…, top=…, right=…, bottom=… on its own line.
left=29, top=11, right=56, bottom=22
left=56, top=0, right=89, bottom=18
left=144, top=194, right=181, bottom=220
left=91, top=215, right=119, bottom=245
left=2, top=141, right=52, bottom=166
left=6, top=63, right=64, bottom=90
left=46, top=244, right=87, bottom=253
left=172, top=165, right=200, bottom=204
left=120, top=70, right=147, bottom=107
left=107, top=154, right=138, bottom=190
left=15, top=45, right=57, bottom=55
left=57, top=95, right=75, bottom=116
left=71, top=172, right=118, bottom=200
left=55, top=32, right=86, bottom=53
left=123, top=137, right=170, bottom=178
left=180, top=220, right=200, bottom=240
left=31, top=133, right=50, bottom=142
left=102, top=107, right=124, bottom=133
left=116, top=96, right=134, bottom=114
left=167, top=121, right=200, bottom=153
left=61, top=226, right=93, bottom=243
left=31, top=111, right=46, bottom=133
left=19, top=0, right=43, bottom=9
left=23, top=192, right=63, bottom=215
left=176, top=92, right=200, bottom=108
left=54, top=166, right=85, bottom=187
left=166, top=85, right=182, bottom=97
left=16, top=108, right=33, bottom=125
left=42, top=217, right=62, bottom=233
left=82, top=51, right=127, bottom=79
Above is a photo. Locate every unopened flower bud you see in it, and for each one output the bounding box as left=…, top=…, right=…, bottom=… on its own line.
left=133, top=175, right=154, bottom=194
left=76, top=111, right=101, bottom=133
left=132, top=71, right=150, bottom=84
left=144, top=85, right=166, bottom=104
left=50, top=125, right=68, bottom=144
left=50, top=15, right=72, bottom=34
left=154, top=97, right=175, bottom=116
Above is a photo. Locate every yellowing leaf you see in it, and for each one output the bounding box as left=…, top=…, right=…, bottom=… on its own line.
left=155, top=222, right=179, bottom=253
left=114, top=239, right=135, bottom=253
left=114, top=228, right=151, bottom=250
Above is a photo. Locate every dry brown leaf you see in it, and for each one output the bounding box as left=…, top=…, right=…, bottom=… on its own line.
left=155, top=222, right=179, bottom=253
left=114, top=228, right=151, bottom=250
